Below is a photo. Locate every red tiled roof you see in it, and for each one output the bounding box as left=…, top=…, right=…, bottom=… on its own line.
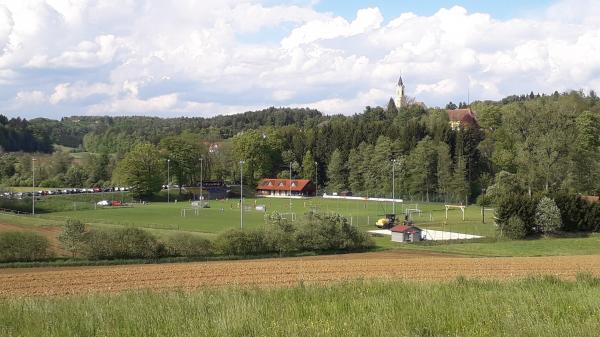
left=256, top=179, right=312, bottom=192
left=448, top=108, right=477, bottom=125
left=581, top=195, right=599, bottom=203
left=390, top=225, right=422, bottom=234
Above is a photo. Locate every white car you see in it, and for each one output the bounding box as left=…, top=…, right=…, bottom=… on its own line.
left=96, top=200, right=110, bottom=206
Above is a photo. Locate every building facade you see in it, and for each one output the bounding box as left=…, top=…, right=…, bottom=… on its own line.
left=256, top=178, right=316, bottom=197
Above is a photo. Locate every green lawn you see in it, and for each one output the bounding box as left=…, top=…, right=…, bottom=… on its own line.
left=45, top=197, right=493, bottom=235
left=2, top=277, right=600, bottom=337
left=398, top=234, right=600, bottom=257
left=5, top=197, right=600, bottom=258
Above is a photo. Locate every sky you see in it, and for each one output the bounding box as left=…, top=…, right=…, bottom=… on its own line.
left=1, top=0, right=599, bottom=119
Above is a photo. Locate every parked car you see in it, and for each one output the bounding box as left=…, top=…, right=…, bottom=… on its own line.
left=96, top=200, right=110, bottom=206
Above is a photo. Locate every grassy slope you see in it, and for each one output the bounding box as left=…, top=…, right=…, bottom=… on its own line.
left=1, top=277, right=600, bottom=337
left=396, top=235, right=600, bottom=257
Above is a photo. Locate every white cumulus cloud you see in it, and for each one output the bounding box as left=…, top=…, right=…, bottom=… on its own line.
left=0, top=0, right=599, bottom=118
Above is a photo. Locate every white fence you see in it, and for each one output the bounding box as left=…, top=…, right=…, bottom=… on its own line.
left=322, top=193, right=403, bottom=203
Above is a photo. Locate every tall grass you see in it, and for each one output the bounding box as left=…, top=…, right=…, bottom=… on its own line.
left=1, top=276, right=600, bottom=337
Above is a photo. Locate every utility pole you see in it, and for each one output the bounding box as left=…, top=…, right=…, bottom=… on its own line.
left=167, top=159, right=171, bottom=203
left=200, top=157, right=203, bottom=203
left=482, top=188, right=486, bottom=224
left=239, top=160, right=244, bottom=229
left=32, top=158, right=36, bottom=215
left=392, top=159, right=397, bottom=215
left=314, top=161, right=318, bottom=197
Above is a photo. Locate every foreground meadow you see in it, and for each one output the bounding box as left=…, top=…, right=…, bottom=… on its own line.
left=1, top=277, right=600, bottom=337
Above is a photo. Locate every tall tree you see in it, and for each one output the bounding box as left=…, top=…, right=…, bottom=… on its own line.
left=301, top=150, right=316, bottom=181
left=326, top=148, right=346, bottom=192
left=113, top=143, right=164, bottom=198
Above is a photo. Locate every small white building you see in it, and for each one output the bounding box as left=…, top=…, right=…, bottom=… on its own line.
left=390, top=225, right=423, bottom=243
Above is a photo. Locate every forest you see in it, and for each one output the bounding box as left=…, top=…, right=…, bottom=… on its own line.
left=1, top=90, right=599, bottom=203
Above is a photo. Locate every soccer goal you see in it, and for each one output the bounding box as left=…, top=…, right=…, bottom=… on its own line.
left=279, top=212, right=297, bottom=221
left=180, top=208, right=199, bottom=217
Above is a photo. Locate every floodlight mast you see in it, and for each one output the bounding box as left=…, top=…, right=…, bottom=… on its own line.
left=200, top=157, right=203, bottom=204
left=167, top=158, right=171, bottom=203
left=32, top=158, right=36, bottom=215
left=289, top=162, right=292, bottom=212
left=314, top=161, right=318, bottom=197
left=392, top=159, right=397, bottom=215
left=240, top=160, right=245, bottom=229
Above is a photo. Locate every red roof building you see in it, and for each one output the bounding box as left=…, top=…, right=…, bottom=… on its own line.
left=390, top=225, right=423, bottom=243
left=448, top=108, right=477, bottom=130
left=581, top=195, right=600, bottom=203
left=256, top=178, right=316, bottom=197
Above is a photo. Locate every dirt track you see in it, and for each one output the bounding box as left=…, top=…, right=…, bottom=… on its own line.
left=2, top=251, right=600, bottom=297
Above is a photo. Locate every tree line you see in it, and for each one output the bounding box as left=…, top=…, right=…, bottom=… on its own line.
left=1, top=90, right=599, bottom=202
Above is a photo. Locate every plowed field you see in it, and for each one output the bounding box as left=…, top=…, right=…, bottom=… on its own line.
left=2, top=251, right=600, bottom=297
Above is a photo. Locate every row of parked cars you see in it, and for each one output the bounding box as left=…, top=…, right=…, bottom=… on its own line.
left=1, top=187, right=131, bottom=200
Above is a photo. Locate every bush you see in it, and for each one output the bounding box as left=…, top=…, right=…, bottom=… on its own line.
left=264, top=213, right=298, bottom=255
left=500, top=216, right=527, bottom=239
left=496, top=194, right=539, bottom=234
left=58, top=219, right=86, bottom=258
left=553, top=193, right=600, bottom=232
left=0, top=231, right=53, bottom=262
left=164, top=233, right=214, bottom=257
left=296, top=214, right=373, bottom=252
left=82, top=228, right=164, bottom=260
left=215, top=229, right=269, bottom=256
left=535, top=197, right=562, bottom=235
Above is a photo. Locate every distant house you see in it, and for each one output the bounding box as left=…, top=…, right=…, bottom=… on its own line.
left=390, top=225, right=423, bottom=243
left=581, top=195, right=600, bottom=203
left=256, top=178, right=315, bottom=197
left=447, top=108, right=477, bottom=130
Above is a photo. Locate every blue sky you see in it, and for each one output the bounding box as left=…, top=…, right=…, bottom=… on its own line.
left=314, top=0, right=554, bottom=20
left=0, top=0, right=598, bottom=119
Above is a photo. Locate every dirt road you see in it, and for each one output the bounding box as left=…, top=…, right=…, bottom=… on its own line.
left=2, top=251, right=600, bottom=297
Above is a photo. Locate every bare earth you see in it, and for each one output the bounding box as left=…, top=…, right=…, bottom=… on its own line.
left=2, top=251, right=600, bottom=297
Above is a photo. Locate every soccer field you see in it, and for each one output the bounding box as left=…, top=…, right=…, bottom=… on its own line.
left=46, top=197, right=495, bottom=236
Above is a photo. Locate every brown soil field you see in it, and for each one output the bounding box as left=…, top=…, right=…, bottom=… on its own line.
left=2, top=251, right=600, bottom=297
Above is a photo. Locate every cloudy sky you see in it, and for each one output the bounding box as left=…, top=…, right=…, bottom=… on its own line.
left=1, top=0, right=599, bottom=119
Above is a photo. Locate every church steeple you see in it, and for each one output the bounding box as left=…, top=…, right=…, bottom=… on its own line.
left=394, top=75, right=405, bottom=109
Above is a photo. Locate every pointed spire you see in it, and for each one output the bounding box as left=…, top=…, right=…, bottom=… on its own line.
left=398, top=75, right=404, bottom=86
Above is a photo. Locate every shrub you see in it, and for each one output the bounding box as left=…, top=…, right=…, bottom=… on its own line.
left=58, top=219, right=86, bottom=258
left=495, top=194, right=539, bottom=234
left=500, top=216, right=527, bottom=239
left=82, top=228, right=164, bottom=260
left=164, top=233, right=214, bottom=257
left=215, top=229, right=269, bottom=256
left=535, top=197, right=562, bottom=235
left=264, top=213, right=298, bottom=255
left=0, top=231, right=53, bottom=262
left=296, top=214, right=373, bottom=252
left=553, top=193, right=600, bottom=232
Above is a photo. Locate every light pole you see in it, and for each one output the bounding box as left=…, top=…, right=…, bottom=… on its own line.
left=392, top=159, right=397, bottom=215
left=167, top=159, right=170, bottom=203
left=32, top=158, right=36, bottom=215
left=482, top=188, right=486, bottom=224
left=289, top=162, right=292, bottom=212
left=239, top=160, right=244, bottom=229
left=200, top=157, right=203, bottom=203
left=314, top=161, right=318, bottom=197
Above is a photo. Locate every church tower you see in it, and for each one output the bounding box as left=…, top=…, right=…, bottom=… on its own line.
left=394, top=75, right=405, bottom=109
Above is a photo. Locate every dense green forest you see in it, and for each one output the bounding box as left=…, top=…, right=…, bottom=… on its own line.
left=1, top=90, right=599, bottom=202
